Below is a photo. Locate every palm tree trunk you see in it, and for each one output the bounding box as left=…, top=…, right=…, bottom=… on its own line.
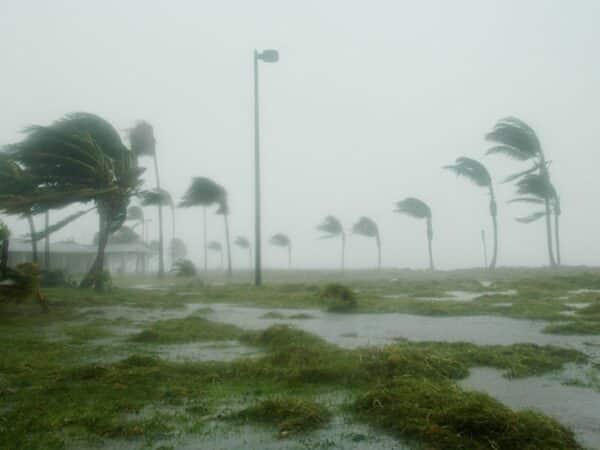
left=153, top=154, right=164, bottom=277
left=224, top=213, right=232, bottom=277
left=544, top=198, right=556, bottom=267
left=44, top=211, right=51, bottom=270
left=489, top=190, right=498, bottom=270
left=26, top=214, right=38, bottom=263
left=203, top=207, right=208, bottom=272
left=249, top=247, right=253, bottom=271
left=481, top=230, right=488, bottom=268
left=426, top=217, right=434, bottom=271
left=170, top=205, right=176, bottom=269
left=341, top=233, right=346, bottom=273
left=0, top=239, right=8, bottom=277
left=80, top=210, right=110, bottom=291
left=287, top=245, right=292, bottom=270
left=554, top=210, right=561, bottom=266
left=375, top=234, right=381, bottom=270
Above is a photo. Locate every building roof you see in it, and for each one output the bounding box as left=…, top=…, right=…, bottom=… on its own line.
left=8, top=239, right=156, bottom=255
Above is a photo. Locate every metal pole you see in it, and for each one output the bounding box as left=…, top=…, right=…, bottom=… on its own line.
left=254, top=50, right=262, bottom=286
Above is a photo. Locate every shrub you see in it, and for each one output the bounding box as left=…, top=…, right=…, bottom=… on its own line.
left=171, top=259, right=197, bottom=277
left=319, top=283, right=357, bottom=311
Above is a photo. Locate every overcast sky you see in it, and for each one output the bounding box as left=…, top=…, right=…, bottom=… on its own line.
left=1, top=0, right=599, bottom=270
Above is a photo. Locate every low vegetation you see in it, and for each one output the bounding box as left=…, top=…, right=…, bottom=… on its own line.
left=129, top=316, right=244, bottom=343
left=318, top=283, right=357, bottom=312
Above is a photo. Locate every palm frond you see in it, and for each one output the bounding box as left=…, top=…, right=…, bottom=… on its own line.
left=443, top=157, right=491, bottom=187
left=515, top=174, right=556, bottom=200
left=516, top=211, right=547, bottom=223
left=486, top=145, right=532, bottom=161
left=316, top=215, right=343, bottom=238
left=485, top=117, right=540, bottom=160
left=208, top=241, right=222, bottom=252
left=26, top=208, right=95, bottom=242
left=352, top=217, right=379, bottom=238
left=127, top=205, right=144, bottom=222
left=394, top=197, right=431, bottom=219
left=140, top=188, right=173, bottom=207
left=503, top=164, right=540, bottom=183
left=234, top=236, right=250, bottom=249
left=269, top=233, right=291, bottom=247
left=507, top=197, right=545, bottom=205
left=128, top=121, right=156, bottom=157
left=179, top=177, right=225, bottom=208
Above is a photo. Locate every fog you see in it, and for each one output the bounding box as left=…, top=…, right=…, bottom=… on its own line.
left=2, top=0, right=599, bottom=270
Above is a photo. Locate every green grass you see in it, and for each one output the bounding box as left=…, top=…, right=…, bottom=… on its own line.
left=129, top=316, right=244, bottom=343
left=352, top=379, right=581, bottom=449
left=229, top=397, right=331, bottom=435
left=544, top=321, right=600, bottom=335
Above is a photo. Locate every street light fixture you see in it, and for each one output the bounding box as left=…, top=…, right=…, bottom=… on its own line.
left=253, top=48, right=279, bottom=287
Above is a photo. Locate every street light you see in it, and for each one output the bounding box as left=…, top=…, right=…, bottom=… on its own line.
left=253, top=48, right=279, bottom=287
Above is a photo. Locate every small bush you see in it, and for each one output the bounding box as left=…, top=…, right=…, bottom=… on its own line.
left=41, top=269, right=76, bottom=288
left=171, top=259, right=197, bottom=277
left=319, top=283, right=357, bottom=311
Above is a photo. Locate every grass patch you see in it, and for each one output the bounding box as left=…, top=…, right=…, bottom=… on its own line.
left=544, top=321, right=600, bottom=335
left=129, top=316, right=244, bottom=343
left=288, top=313, right=314, bottom=319
left=352, top=379, right=582, bottom=450
left=64, top=324, right=114, bottom=342
left=229, top=397, right=331, bottom=435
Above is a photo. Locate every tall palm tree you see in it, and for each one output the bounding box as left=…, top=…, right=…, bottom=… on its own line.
left=444, top=157, right=498, bottom=269
left=352, top=217, right=381, bottom=270
left=179, top=177, right=228, bottom=274
left=208, top=241, right=223, bottom=269
left=485, top=117, right=560, bottom=266
left=2, top=113, right=143, bottom=290
left=270, top=233, right=291, bottom=269
left=216, top=201, right=232, bottom=277
left=234, top=236, right=252, bottom=269
left=129, top=122, right=164, bottom=275
left=140, top=188, right=174, bottom=273
left=316, top=215, right=346, bottom=272
left=394, top=198, right=434, bottom=270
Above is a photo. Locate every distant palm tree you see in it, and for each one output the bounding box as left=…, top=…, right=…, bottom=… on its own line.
left=179, top=177, right=231, bottom=276
left=170, top=237, right=187, bottom=263
left=444, top=157, right=498, bottom=269
left=486, top=117, right=560, bottom=266
left=129, top=121, right=164, bottom=275
left=317, top=215, right=346, bottom=272
left=140, top=188, right=174, bottom=272
left=394, top=198, right=434, bottom=270
left=208, top=241, right=223, bottom=269
left=509, top=172, right=558, bottom=229
left=234, top=236, right=252, bottom=269
left=216, top=200, right=232, bottom=277
left=352, top=217, right=381, bottom=270
left=270, top=233, right=292, bottom=269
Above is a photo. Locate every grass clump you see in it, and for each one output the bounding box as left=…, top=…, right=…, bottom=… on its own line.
left=353, top=379, right=582, bottom=450
left=230, top=397, right=331, bottom=435
left=260, top=311, right=287, bottom=319
left=319, top=283, right=357, bottom=312
left=544, top=321, right=600, bottom=335
left=129, top=316, right=244, bottom=343
left=288, top=313, right=314, bottom=319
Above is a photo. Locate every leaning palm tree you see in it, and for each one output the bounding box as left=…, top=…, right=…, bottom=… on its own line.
left=207, top=241, right=223, bottom=269
left=1, top=113, right=143, bottom=291
left=485, top=117, right=560, bottom=266
left=140, top=188, right=174, bottom=274
left=234, top=236, right=252, bottom=269
left=129, top=121, right=164, bottom=275
left=351, top=217, right=381, bottom=270
left=270, top=233, right=292, bottom=269
left=179, top=177, right=227, bottom=273
left=317, top=215, right=346, bottom=272
left=216, top=199, right=233, bottom=277
left=444, top=157, right=498, bottom=269
left=394, top=198, right=434, bottom=270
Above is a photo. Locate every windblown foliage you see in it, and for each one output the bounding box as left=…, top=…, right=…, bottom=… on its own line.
left=394, top=198, right=431, bottom=219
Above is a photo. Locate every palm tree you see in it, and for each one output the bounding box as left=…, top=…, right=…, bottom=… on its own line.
left=485, top=117, right=560, bottom=266
left=126, top=205, right=146, bottom=273
left=129, top=122, right=164, bottom=275
left=2, top=113, right=143, bottom=291
left=216, top=198, right=233, bottom=277
left=316, top=215, right=346, bottom=272
left=170, top=238, right=187, bottom=263
left=394, top=198, right=434, bottom=270
left=179, top=177, right=228, bottom=273
left=234, top=236, right=252, bottom=269
left=444, top=157, right=498, bottom=269
left=140, top=188, right=174, bottom=273
left=351, top=217, right=381, bottom=270
left=270, top=233, right=291, bottom=269
left=207, top=241, right=223, bottom=269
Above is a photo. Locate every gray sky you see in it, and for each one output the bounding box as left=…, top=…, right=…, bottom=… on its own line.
left=1, top=0, right=599, bottom=270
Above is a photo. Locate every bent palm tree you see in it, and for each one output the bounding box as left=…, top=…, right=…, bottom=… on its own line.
left=394, top=198, right=434, bottom=270
left=486, top=117, right=560, bottom=266
left=317, top=215, right=346, bottom=272
left=179, top=177, right=229, bottom=274
left=216, top=199, right=232, bottom=277
left=352, top=217, right=381, bottom=270
left=2, top=113, right=143, bottom=290
left=208, top=241, right=223, bottom=269
left=270, top=233, right=291, bottom=269
left=234, top=236, right=252, bottom=269
left=508, top=172, right=559, bottom=235
left=444, top=157, right=498, bottom=269
left=140, top=188, right=174, bottom=271
left=129, top=122, right=164, bottom=275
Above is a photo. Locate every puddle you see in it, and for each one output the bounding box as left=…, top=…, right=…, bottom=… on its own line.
left=154, top=340, right=261, bottom=362
left=460, top=368, right=600, bottom=449
left=413, top=289, right=516, bottom=302
left=202, top=303, right=600, bottom=357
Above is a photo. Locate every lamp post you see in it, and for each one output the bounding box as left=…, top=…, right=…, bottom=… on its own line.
left=253, top=48, right=279, bottom=287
